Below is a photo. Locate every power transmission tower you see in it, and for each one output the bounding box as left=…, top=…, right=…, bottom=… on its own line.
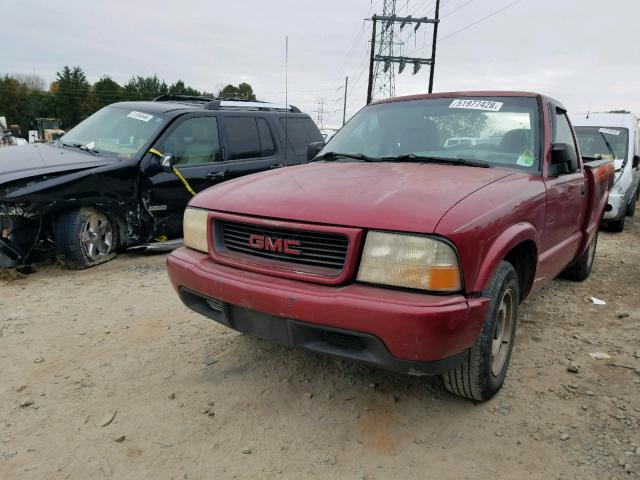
left=314, top=98, right=326, bottom=129
left=370, top=0, right=397, bottom=102
left=367, top=0, right=441, bottom=104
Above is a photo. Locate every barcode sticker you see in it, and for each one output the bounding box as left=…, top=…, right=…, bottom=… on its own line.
left=127, top=111, right=154, bottom=122
left=449, top=99, right=503, bottom=112
left=598, top=128, right=620, bottom=136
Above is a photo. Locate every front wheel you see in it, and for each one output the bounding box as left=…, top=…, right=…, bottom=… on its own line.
left=442, top=261, right=519, bottom=401
left=55, top=207, right=117, bottom=269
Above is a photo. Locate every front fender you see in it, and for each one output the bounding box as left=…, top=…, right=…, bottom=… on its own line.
left=471, top=222, right=539, bottom=294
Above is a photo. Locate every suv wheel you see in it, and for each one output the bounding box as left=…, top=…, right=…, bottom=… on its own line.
left=626, top=192, right=636, bottom=217
left=55, top=207, right=117, bottom=269
left=608, top=211, right=625, bottom=232
left=442, top=261, right=519, bottom=401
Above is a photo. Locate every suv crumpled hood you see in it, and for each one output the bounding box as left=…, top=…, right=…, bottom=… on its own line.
left=191, top=162, right=514, bottom=233
left=0, top=143, right=118, bottom=186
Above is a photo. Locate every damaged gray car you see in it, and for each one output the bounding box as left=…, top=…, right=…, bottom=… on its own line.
left=0, top=96, right=322, bottom=268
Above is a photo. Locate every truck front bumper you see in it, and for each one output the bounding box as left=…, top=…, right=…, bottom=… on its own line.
left=167, top=247, right=491, bottom=375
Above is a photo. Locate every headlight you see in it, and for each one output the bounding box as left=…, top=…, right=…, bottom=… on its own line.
left=357, top=231, right=461, bottom=292
left=183, top=208, right=209, bottom=253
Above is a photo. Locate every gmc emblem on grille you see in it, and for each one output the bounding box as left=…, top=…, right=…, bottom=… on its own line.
left=248, top=234, right=301, bottom=255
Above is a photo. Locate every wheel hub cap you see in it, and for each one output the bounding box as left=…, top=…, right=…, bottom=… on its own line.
left=491, top=288, right=515, bottom=376
left=80, top=212, right=113, bottom=261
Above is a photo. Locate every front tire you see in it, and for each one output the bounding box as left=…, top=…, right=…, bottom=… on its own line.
left=607, top=212, right=625, bottom=232
left=442, top=261, right=519, bottom=401
left=55, top=207, right=117, bottom=269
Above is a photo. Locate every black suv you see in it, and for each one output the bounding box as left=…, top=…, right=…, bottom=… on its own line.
left=0, top=96, right=323, bottom=269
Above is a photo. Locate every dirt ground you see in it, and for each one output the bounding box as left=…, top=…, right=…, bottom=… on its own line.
left=1, top=219, right=639, bottom=480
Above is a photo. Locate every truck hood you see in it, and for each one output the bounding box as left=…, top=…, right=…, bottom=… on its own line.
left=0, top=143, right=118, bottom=186
left=191, top=162, right=514, bottom=233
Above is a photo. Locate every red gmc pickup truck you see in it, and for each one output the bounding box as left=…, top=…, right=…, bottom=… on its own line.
left=167, top=91, right=614, bottom=401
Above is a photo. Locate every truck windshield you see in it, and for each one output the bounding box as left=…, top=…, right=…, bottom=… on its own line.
left=575, top=126, right=629, bottom=160
left=61, top=105, right=167, bottom=158
left=323, top=96, right=541, bottom=171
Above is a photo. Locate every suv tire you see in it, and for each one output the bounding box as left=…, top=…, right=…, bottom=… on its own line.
left=561, top=231, right=598, bottom=281
left=442, top=261, right=519, bottom=401
left=55, top=207, right=117, bottom=269
left=608, top=212, right=625, bottom=232
left=626, top=191, right=636, bottom=217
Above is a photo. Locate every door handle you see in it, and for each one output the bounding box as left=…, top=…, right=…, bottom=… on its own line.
left=269, top=163, right=285, bottom=169
left=206, top=171, right=225, bottom=180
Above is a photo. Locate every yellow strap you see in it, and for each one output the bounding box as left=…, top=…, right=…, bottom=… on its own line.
left=148, top=148, right=164, bottom=157
left=172, top=166, right=197, bottom=197
left=147, top=148, right=196, bottom=197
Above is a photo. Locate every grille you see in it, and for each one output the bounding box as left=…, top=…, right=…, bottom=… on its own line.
left=323, top=331, right=366, bottom=351
left=218, top=220, right=349, bottom=271
left=205, top=298, right=223, bottom=313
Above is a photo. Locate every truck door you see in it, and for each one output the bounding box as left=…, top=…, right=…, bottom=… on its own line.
left=541, top=105, right=587, bottom=275
left=139, top=114, right=224, bottom=238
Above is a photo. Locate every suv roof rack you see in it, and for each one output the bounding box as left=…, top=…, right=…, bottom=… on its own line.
left=153, top=95, right=300, bottom=113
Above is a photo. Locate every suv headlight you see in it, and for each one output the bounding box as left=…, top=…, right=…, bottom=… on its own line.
left=183, top=207, right=209, bottom=253
left=357, top=231, right=462, bottom=292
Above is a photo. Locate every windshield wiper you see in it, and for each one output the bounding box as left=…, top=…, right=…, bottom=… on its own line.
left=597, top=132, right=617, bottom=160
left=309, top=151, right=378, bottom=163
left=62, top=142, right=99, bottom=155
left=380, top=154, right=491, bottom=168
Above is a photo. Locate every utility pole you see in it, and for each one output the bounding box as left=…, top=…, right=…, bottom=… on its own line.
left=428, top=0, right=441, bottom=93
left=342, top=76, right=349, bottom=126
left=366, top=19, right=377, bottom=105
left=366, top=1, right=441, bottom=103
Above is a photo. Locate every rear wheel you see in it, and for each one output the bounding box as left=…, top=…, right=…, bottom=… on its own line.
left=561, top=230, right=597, bottom=281
left=626, top=191, right=636, bottom=217
left=55, top=207, right=117, bottom=269
left=442, top=261, right=519, bottom=401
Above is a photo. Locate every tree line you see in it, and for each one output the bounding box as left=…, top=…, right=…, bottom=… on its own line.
left=0, top=66, right=256, bottom=136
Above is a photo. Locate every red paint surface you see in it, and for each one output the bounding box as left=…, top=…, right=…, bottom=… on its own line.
left=168, top=247, right=490, bottom=361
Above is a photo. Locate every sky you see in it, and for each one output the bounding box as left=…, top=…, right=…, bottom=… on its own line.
left=2, top=0, right=640, bottom=128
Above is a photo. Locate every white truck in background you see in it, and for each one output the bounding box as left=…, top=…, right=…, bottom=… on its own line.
left=574, top=112, right=640, bottom=232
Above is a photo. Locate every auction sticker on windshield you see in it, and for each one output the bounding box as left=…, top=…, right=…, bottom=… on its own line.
left=127, top=111, right=154, bottom=122
left=598, top=128, right=620, bottom=136
left=449, top=99, right=503, bottom=112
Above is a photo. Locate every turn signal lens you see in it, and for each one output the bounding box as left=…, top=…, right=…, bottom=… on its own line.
left=183, top=208, right=209, bottom=253
left=357, top=231, right=462, bottom=292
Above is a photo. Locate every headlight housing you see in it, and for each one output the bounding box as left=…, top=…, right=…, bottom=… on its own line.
left=356, top=231, right=462, bottom=292
left=183, top=207, right=209, bottom=253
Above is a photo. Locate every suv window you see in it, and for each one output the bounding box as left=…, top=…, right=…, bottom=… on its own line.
left=280, top=117, right=323, bottom=155
left=225, top=117, right=261, bottom=160
left=158, top=116, right=220, bottom=166
left=553, top=108, right=578, bottom=153
left=257, top=118, right=275, bottom=156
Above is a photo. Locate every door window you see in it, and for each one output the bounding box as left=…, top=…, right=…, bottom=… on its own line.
left=257, top=118, right=275, bottom=156
left=225, top=117, right=261, bottom=160
left=280, top=117, right=324, bottom=155
left=553, top=108, right=578, bottom=152
left=157, top=116, right=220, bottom=166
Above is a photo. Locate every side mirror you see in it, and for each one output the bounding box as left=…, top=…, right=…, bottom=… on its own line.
left=550, top=143, right=578, bottom=176
left=633, top=154, right=640, bottom=169
left=307, top=141, right=325, bottom=161
left=160, top=153, right=174, bottom=172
